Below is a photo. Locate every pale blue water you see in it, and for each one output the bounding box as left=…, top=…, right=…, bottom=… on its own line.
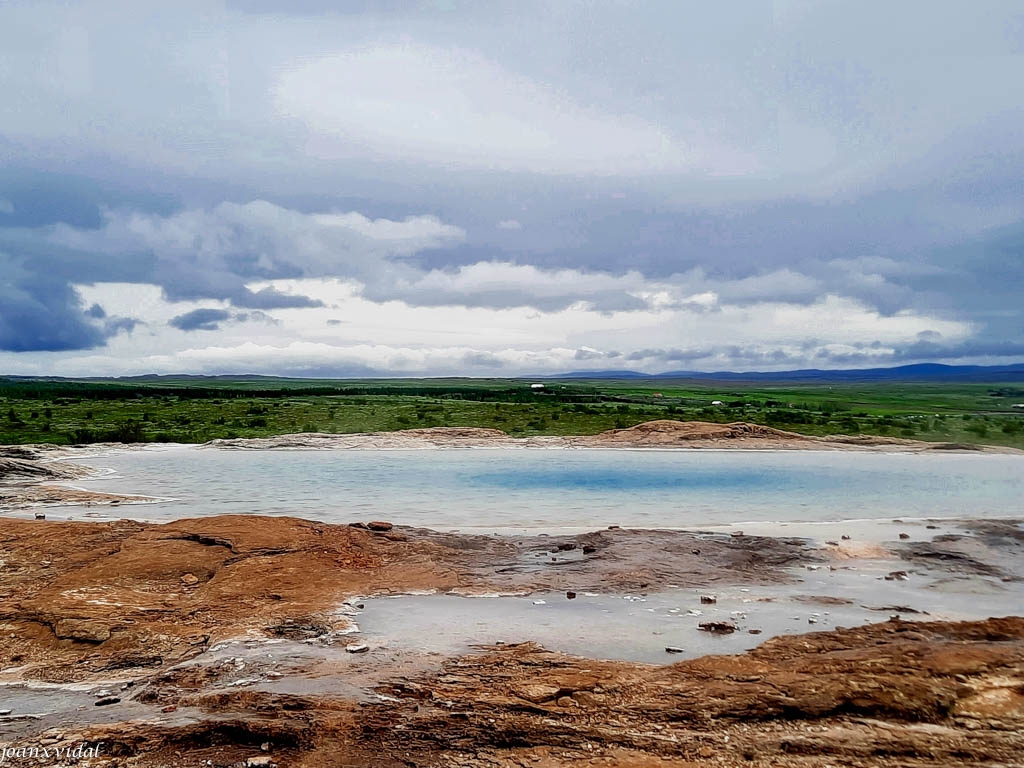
left=54, top=446, right=1024, bottom=530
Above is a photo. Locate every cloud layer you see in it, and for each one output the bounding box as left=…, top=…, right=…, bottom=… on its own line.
left=0, top=1, right=1021, bottom=374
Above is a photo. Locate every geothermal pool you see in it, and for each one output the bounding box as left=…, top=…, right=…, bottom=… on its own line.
left=51, top=445, right=1024, bottom=530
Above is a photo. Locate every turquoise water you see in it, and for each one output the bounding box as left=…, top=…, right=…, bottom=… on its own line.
left=54, top=447, right=1024, bottom=530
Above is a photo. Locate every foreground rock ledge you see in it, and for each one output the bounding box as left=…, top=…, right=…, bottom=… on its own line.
left=0, top=514, right=812, bottom=681
left=0, top=514, right=1022, bottom=766
left=44, top=617, right=1024, bottom=767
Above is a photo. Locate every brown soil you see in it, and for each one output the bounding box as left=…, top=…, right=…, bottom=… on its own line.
left=577, top=419, right=812, bottom=446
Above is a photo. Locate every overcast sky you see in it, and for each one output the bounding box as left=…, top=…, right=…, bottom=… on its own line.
left=1, top=0, right=1022, bottom=377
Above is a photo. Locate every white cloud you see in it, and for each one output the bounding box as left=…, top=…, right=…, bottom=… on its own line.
left=31, top=201, right=824, bottom=315
left=44, top=200, right=464, bottom=305
left=50, top=201, right=463, bottom=263
left=0, top=193, right=981, bottom=375
left=496, top=219, right=522, bottom=230
left=0, top=277, right=962, bottom=377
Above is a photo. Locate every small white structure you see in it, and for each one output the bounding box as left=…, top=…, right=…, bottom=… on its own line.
left=530, top=383, right=545, bottom=389
left=1012, top=403, right=1024, bottom=409
left=711, top=400, right=724, bottom=406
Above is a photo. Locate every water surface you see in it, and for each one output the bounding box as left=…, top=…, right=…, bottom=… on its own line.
left=51, top=446, right=1024, bottom=531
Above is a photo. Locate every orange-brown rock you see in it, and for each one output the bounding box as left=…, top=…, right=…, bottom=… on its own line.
left=67, top=617, right=1024, bottom=767
left=1, top=512, right=1022, bottom=767
left=0, top=515, right=462, bottom=681
left=0, top=515, right=812, bottom=682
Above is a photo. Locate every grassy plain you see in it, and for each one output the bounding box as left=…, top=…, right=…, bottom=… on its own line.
left=1, top=376, right=1023, bottom=448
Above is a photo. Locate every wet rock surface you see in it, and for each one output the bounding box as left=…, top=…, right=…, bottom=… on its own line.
left=0, top=513, right=1021, bottom=766
left=0, top=445, right=152, bottom=508
left=0, top=515, right=816, bottom=685
left=30, top=617, right=1024, bottom=767
left=898, top=523, right=1024, bottom=578
left=0, top=484, right=152, bottom=508
left=412, top=526, right=815, bottom=594
left=0, top=456, right=83, bottom=482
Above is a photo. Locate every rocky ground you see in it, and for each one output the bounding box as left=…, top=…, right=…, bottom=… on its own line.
left=0, top=515, right=814, bottom=684
left=1, top=429, right=1022, bottom=767
left=0, top=513, right=1021, bottom=767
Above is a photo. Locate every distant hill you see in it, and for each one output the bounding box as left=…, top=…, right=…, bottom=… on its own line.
left=3, top=362, right=1023, bottom=386
left=556, top=363, right=1024, bottom=382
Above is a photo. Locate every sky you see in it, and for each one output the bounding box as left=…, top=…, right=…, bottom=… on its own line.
left=1, top=0, right=1022, bottom=377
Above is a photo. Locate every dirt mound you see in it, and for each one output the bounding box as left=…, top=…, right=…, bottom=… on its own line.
left=583, top=420, right=812, bottom=446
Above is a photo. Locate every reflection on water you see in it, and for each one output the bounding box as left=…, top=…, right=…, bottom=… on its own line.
left=50, top=446, right=1024, bottom=530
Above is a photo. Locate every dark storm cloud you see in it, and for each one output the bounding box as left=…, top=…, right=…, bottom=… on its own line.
left=0, top=199, right=458, bottom=351
left=0, top=230, right=150, bottom=351
left=169, top=308, right=234, bottom=332
left=0, top=234, right=151, bottom=352
left=0, top=261, right=108, bottom=352
left=234, top=287, right=324, bottom=309
left=168, top=308, right=279, bottom=332
left=103, top=316, right=140, bottom=335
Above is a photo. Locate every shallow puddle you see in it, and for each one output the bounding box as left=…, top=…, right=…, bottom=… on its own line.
left=0, top=682, right=175, bottom=738
left=352, top=560, right=1024, bottom=664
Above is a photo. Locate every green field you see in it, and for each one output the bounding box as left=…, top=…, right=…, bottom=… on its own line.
left=1, top=376, right=1023, bottom=449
